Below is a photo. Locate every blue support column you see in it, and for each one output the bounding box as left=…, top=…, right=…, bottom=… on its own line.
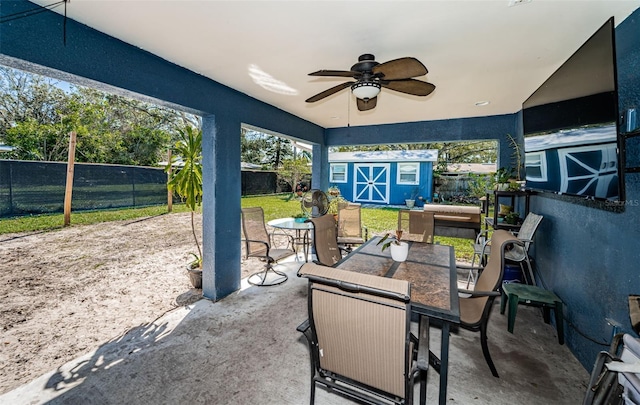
left=312, top=143, right=329, bottom=191
left=202, top=115, right=241, bottom=301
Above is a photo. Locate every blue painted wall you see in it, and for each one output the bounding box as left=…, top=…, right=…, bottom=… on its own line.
left=525, top=9, right=640, bottom=369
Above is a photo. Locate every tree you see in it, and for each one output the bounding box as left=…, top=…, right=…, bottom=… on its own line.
left=280, top=157, right=311, bottom=196
left=0, top=66, right=196, bottom=166
left=166, top=126, right=203, bottom=267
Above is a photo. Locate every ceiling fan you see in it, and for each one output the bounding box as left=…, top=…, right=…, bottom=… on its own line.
left=305, top=54, right=436, bottom=111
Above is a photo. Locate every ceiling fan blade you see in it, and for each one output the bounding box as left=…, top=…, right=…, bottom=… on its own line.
left=356, top=96, right=377, bottom=111
left=373, top=57, right=428, bottom=80
left=306, top=81, right=354, bottom=103
left=380, top=79, right=436, bottom=96
left=308, top=70, right=359, bottom=78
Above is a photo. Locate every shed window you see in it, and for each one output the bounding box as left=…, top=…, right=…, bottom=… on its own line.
left=397, top=163, right=419, bottom=185
left=525, top=152, right=547, bottom=182
left=330, top=163, right=347, bottom=183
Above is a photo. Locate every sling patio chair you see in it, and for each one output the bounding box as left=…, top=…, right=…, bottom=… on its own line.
left=306, top=214, right=343, bottom=266
left=457, top=229, right=520, bottom=378
left=336, top=202, right=368, bottom=253
left=469, top=212, right=544, bottom=286
left=297, top=262, right=429, bottom=405
left=398, top=209, right=435, bottom=243
left=241, top=207, right=295, bottom=286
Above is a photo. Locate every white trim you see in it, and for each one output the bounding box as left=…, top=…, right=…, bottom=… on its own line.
left=525, top=152, right=547, bottom=182
left=329, top=150, right=437, bottom=163
left=353, top=163, right=390, bottom=204
left=396, top=162, right=420, bottom=185
left=329, top=163, right=348, bottom=183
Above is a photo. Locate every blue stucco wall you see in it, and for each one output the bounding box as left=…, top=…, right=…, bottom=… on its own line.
left=325, top=114, right=521, bottom=174
left=527, top=10, right=640, bottom=370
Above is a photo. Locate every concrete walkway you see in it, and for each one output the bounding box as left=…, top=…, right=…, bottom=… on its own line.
left=1, top=261, right=589, bottom=404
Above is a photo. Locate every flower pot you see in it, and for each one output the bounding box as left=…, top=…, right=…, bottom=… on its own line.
left=389, top=242, right=409, bottom=262
left=294, top=217, right=306, bottom=223
left=405, top=199, right=415, bottom=209
left=187, top=267, right=203, bottom=289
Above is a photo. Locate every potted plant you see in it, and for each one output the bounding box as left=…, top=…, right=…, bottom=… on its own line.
left=494, top=167, right=515, bottom=190
left=504, top=211, right=521, bottom=225
left=405, top=187, right=420, bottom=209
left=328, top=185, right=340, bottom=196
left=377, top=230, right=409, bottom=262
left=166, top=126, right=203, bottom=289
left=293, top=212, right=308, bottom=223
left=328, top=195, right=347, bottom=220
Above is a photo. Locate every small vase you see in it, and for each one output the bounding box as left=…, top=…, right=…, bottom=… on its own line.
left=405, top=199, right=415, bottom=209
left=389, top=242, right=409, bottom=262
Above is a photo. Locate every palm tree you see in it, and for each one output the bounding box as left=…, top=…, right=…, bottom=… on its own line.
left=166, top=126, right=203, bottom=267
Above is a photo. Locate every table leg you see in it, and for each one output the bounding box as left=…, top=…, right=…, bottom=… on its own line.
left=419, top=316, right=429, bottom=405
left=438, top=322, right=450, bottom=405
left=554, top=301, right=565, bottom=345
left=500, top=288, right=507, bottom=314
left=507, top=293, right=519, bottom=334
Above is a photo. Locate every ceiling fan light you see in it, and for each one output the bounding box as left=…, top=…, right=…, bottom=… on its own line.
left=351, top=82, right=381, bottom=100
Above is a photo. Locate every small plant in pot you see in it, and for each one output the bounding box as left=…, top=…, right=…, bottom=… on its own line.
left=504, top=211, right=521, bottom=225
left=377, top=230, right=409, bottom=262
left=293, top=212, right=308, bottom=223
left=166, top=126, right=203, bottom=289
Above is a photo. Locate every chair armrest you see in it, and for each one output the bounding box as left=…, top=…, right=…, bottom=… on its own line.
left=458, top=289, right=501, bottom=298
left=242, top=239, right=271, bottom=257
left=416, top=316, right=430, bottom=371
left=456, top=264, right=483, bottom=271
left=474, top=229, right=491, bottom=244
left=296, top=319, right=310, bottom=333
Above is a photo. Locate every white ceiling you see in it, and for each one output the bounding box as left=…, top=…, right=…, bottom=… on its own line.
left=33, top=0, right=640, bottom=129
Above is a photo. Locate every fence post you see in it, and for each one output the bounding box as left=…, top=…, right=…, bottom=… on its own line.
left=63, top=131, right=77, bottom=226
left=167, top=149, right=173, bottom=212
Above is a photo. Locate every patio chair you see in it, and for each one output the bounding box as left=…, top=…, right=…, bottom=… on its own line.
left=241, top=207, right=295, bottom=286
left=306, top=214, right=342, bottom=266
left=398, top=209, right=434, bottom=243
left=336, top=202, right=368, bottom=253
left=457, top=229, right=520, bottom=378
left=296, top=262, right=428, bottom=405
left=469, top=212, right=543, bottom=286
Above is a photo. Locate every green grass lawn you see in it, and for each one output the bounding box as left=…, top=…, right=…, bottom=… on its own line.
left=1, top=193, right=477, bottom=260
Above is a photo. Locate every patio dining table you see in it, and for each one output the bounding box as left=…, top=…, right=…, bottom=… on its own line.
left=267, top=217, right=313, bottom=262
left=333, top=236, right=460, bottom=405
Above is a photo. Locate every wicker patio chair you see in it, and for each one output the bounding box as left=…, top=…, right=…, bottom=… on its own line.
left=297, top=263, right=428, bottom=405
left=241, top=207, right=295, bottom=286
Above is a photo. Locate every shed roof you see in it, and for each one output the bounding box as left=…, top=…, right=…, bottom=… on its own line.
left=329, top=150, right=438, bottom=163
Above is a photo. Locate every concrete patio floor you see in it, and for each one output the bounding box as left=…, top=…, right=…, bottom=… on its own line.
left=1, top=260, right=589, bottom=405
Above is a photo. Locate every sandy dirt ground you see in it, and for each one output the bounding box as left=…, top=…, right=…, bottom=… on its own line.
left=0, top=212, right=265, bottom=395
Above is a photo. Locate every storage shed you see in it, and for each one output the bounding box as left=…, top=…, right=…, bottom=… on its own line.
left=328, top=150, right=438, bottom=206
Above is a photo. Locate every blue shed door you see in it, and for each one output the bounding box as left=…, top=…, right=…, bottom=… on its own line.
left=353, top=163, right=390, bottom=204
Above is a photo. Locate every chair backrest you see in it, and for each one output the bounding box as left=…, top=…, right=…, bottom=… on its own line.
left=240, top=207, right=270, bottom=257
left=398, top=210, right=434, bottom=243
left=307, top=214, right=342, bottom=266
left=464, top=229, right=519, bottom=326
left=516, top=212, right=543, bottom=250
left=298, top=263, right=411, bottom=399
left=337, top=202, right=363, bottom=239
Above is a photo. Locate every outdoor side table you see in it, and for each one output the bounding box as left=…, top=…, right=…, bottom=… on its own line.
left=500, top=283, right=564, bottom=345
